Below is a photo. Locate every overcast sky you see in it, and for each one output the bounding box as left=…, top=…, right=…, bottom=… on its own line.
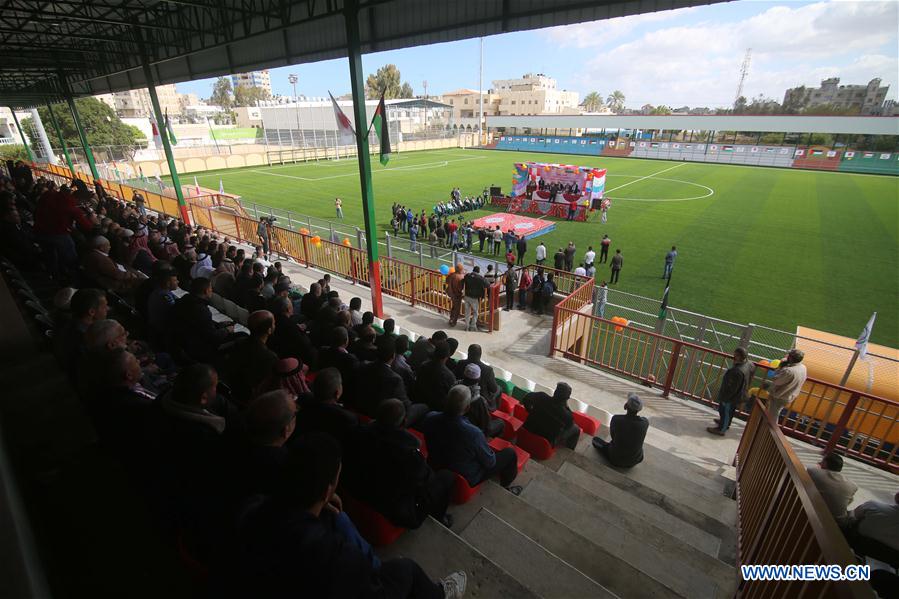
left=175, top=0, right=899, bottom=109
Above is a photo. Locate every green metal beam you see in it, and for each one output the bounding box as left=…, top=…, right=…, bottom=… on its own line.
left=8, top=107, right=35, bottom=161
left=344, top=0, right=383, bottom=317
left=65, top=95, right=99, bottom=180
left=45, top=102, right=75, bottom=173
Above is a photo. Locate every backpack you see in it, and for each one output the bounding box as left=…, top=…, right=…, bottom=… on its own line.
left=541, top=281, right=555, bottom=297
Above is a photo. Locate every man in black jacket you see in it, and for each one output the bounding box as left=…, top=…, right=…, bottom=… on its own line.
left=462, top=266, right=488, bottom=332
left=291, top=367, right=358, bottom=446
left=593, top=393, right=649, bottom=468
left=318, top=327, right=359, bottom=390
left=413, top=341, right=456, bottom=412
left=223, top=310, right=279, bottom=407
left=455, top=344, right=501, bottom=407
left=707, top=347, right=754, bottom=436
left=409, top=330, right=447, bottom=370
left=523, top=382, right=580, bottom=449
left=352, top=336, right=429, bottom=427
left=516, top=235, right=527, bottom=266
left=267, top=296, right=318, bottom=369
left=344, top=399, right=456, bottom=529
left=171, top=277, right=231, bottom=363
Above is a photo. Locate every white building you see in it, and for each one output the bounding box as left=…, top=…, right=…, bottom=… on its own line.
left=490, top=73, right=580, bottom=116
left=783, top=78, right=890, bottom=116
left=231, top=70, right=272, bottom=95
left=183, top=104, right=225, bottom=124
left=235, top=106, right=263, bottom=128
left=0, top=107, right=21, bottom=145
left=113, top=84, right=182, bottom=118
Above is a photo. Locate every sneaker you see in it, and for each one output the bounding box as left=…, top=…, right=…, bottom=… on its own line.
left=440, top=513, right=455, bottom=529
left=506, top=485, right=523, bottom=496
left=706, top=426, right=725, bottom=436
left=441, top=571, right=467, bottom=599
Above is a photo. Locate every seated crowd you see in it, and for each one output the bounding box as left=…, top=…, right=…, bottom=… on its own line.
left=0, top=165, right=609, bottom=598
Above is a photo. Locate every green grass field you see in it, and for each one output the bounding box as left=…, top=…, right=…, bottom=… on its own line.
left=180, top=148, right=898, bottom=347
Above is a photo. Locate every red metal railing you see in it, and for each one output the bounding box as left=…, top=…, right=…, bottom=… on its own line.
left=551, top=306, right=899, bottom=473
left=735, top=398, right=870, bottom=598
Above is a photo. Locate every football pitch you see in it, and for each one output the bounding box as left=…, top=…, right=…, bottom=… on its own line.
left=183, top=148, right=898, bottom=346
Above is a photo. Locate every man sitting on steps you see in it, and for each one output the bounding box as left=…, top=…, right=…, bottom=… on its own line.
left=592, top=393, right=649, bottom=468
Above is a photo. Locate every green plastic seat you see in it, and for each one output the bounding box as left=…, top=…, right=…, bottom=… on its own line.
left=511, top=385, right=530, bottom=401
left=496, top=378, right=515, bottom=394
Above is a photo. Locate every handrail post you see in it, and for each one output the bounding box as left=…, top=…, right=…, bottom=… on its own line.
left=661, top=341, right=682, bottom=398
left=410, top=268, right=416, bottom=307
left=301, top=234, right=310, bottom=267
left=822, top=392, right=860, bottom=456
left=549, top=304, right=559, bottom=357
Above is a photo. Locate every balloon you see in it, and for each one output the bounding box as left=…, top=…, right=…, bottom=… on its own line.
left=439, top=264, right=450, bottom=275
left=311, top=235, right=321, bottom=247
left=769, top=359, right=781, bottom=369
left=299, top=228, right=310, bottom=235
left=342, top=237, right=352, bottom=247
left=758, top=360, right=770, bottom=368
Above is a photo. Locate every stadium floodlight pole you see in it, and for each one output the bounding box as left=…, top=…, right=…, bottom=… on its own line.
left=478, top=37, right=484, bottom=144
left=134, top=30, right=191, bottom=225
left=8, top=108, right=35, bottom=162
left=46, top=103, right=75, bottom=173
left=344, top=0, right=383, bottom=317
left=288, top=74, right=308, bottom=152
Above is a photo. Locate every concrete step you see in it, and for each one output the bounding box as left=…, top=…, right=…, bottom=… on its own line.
left=460, top=504, right=618, bottom=599
left=561, top=450, right=738, bottom=564
left=524, top=472, right=737, bottom=598
left=640, top=440, right=736, bottom=492
left=468, top=483, right=687, bottom=599
left=378, top=516, right=539, bottom=599
left=566, top=441, right=737, bottom=526
left=556, top=461, right=724, bottom=559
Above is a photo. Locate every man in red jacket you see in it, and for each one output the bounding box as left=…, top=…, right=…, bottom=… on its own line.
left=33, top=185, right=96, bottom=278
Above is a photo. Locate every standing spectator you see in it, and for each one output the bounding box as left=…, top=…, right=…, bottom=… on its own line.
left=503, top=230, right=515, bottom=254
left=806, top=453, right=857, bottom=522
left=503, top=265, right=518, bottom=312
left=334, top=197, right=343, bottom=219
left=420, top=385, right=522, bottom=495
left=464, top=222, right=473, bottom=252
left=763, top=349, right=808, bottom=421
left=462, top=266, right=488, bottom=332
left=596, top=281, right=608, bottom=318
left=553, top=248, right=565, bottom=270
left=428, top=229, right=438, bottom=258
left=535, top=241, right=547, bottom=265
left=592, top=393, right=649, bottom=468
left=584, top=246, right=596, bottom=276
left=477, top=227, right=487, bottom=253
left=517, top=266, right=532, bottom=310
left=492, top=226, right=502, bottom=256
left=564, top=241, right=576, bottom=272
left=447, top=219, right=458, bottom=249
left=610, top=249, right=623, bottom=284
left=534, top=272, right=555, bottom=315
left=707, top=347, right=754, bottom=436
left=446, top=263, right=465, bottom=328
left=663, top=245, right=677, bottom=279
left=599, top=234, right=611, bottom=263
left=256, top=218, right=270, bottom=260
left=408, top=221, right=418, bottom=252
left=516, top=235, right=527, bottom=266
left=523, top=382, right=580, bottom=450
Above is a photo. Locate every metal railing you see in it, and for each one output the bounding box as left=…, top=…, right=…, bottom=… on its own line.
left=550, top=304, right=899, bottom=473
left=735, top=398, right=871, bottom=598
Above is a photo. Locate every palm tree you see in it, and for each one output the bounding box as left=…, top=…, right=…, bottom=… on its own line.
left=582, top=91, right=603, bottom=112
left=606, top=90, right=626, bottom=113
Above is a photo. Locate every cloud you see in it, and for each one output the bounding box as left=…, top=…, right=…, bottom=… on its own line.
left=579, top=0, right=898, bottom=107
left=542, top=6, right=697, bottom=48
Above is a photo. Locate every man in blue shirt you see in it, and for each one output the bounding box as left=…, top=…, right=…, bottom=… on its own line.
left=420, top=385, right=522, bottom=494
left=663, top=245, right=677, bottom=279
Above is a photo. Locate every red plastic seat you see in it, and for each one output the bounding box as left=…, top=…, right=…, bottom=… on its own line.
left=516, top=427, right=555, bottom=460
left=407, top=428, right=428, bottom=459
left=489, top=437, right=530, bottom=472
left=572, top=411, right=600, bottom=436
left=305, top=371, right=318, bottom=384
left=491, top=409, right=524, bottom=441
left=451, top=472, right=482, bottom=504
left=513, top=403, right=529, bottom=421
left=498, top=393, right=519, bottom=415
left=342, top=495, right=405, bottom=546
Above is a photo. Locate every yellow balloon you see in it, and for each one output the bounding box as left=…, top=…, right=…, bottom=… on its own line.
left=769, top=359, right=781, bottom=369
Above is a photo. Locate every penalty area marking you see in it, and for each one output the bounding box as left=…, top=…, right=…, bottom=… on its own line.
left=250, top=155, right=487, bottom=181
left=603, top=175, right=715, bottom=202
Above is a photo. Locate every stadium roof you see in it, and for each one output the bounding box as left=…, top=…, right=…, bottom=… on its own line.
left=0, top=0, right=726, bottom=107
left=489, top=114, right=899, bottom=135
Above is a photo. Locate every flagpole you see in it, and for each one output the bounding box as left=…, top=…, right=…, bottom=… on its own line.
left=841, top=312, right=877, bottom=387
left=838, top=351, right=860, bottom=388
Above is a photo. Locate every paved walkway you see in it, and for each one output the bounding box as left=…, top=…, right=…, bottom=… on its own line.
left=273, top=257, right=897, bottom=505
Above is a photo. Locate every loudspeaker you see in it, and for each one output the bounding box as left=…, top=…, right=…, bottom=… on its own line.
left=490, top=186, right=502, bottom=196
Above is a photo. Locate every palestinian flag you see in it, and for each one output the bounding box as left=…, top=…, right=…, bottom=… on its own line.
left=370, top=94, right=391, bottom=165
left=810, top=149, right=823, bottom=156
left=722, top=145, right=734, bottom=152
left=658, top=279, right=670, bottom=319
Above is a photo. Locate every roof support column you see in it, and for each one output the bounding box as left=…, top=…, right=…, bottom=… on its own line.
left=46, top=103, right=75, bottom=172
left=8, top=108, right=35, bottom=162
left=344, top=0, right=383, bottom=317
left=137, top=45, right=191, bottom=224
left=65, top=95, right=99, bottom=180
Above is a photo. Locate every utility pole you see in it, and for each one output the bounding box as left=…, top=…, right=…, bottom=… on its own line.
left=423, top=80, right=428, bottom=131
left=734, top=48, right=752, bottom=109
left=288, top=74, right=307, bottom=151
left=478, top=38, right=484, bottom=145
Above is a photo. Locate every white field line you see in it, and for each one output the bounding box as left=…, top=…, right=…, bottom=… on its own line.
left=603, top=162, right=686, bottom=195
left=250, top=155, right=487, bottom=181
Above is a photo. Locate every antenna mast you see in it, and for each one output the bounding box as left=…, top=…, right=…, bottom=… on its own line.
left=735, top=48, right=752, bottom=107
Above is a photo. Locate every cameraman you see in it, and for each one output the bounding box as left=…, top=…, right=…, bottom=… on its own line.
left=257, top=217, right=274, bottom=260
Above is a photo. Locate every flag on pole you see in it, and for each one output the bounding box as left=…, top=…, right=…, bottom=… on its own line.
left=194, top=175, right=200, bottom=196
left=219, top=179, right=224, bottom=194
left=139, top=165, right=147, bottom=185
left=658, top=276, right=671, bottom=319
left=165, top=109, right=178, bottom=145
left=150, top=117, right=163, bottom=149
left=328, top=92, right=356, bottom=146
left=855, top=312, right=877, bottom=359
left=370, top=93, right=391, bottom=166
left=154, top=174, right=164, bottom=190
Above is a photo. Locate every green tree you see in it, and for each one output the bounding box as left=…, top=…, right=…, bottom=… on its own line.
left=733, top=95, right=748, bottom=113
left=0, top=144, right=30, bottom=161
left=606, top=90, right=625, bottom=113
left=582, top=91, right=603, bottom=112
left=365, top=64, right=413, bottom=99
left=210, top=77, right=234, bottom=108
left=782, top=86, right=808, bottom=114
left=21, top=98, right=145, bottom=158
left=649, top=105, right=672, bottom=115
left=803, top=103, right=860, bottom=116
left=233, top=84, right=272, bottom=107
